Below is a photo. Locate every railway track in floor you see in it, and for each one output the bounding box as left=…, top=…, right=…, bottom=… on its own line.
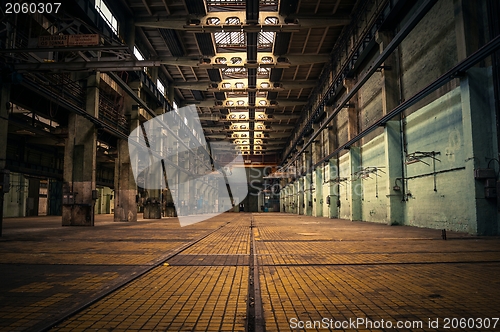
left=39, top=213, right=265, bottom=332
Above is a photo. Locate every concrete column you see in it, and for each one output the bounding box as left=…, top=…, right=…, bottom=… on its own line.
left=454, top=0, right=486, bottom=62
left=349, top=147, right=362, bottom=221
left=343, top=78, right=362, bottom=221
left=288, top=185, right=292, bottom=213
left=177, top=137, right=190, bottom=216
left=328, top=159, right=339, bottom=218
left=134, top=86, right=161, bottom=219
left=326, top=106, right=340, bottom=219
left=164, top=124, right=179, bottom=217
left=0, top=84, right=10, bottom=170
left=315, top=166, right=323, bottom=217
left=298, top=177, right=304, bottom=215
left=195, top=176, right=203, bottom=215
left=114, top=96, right=138, bottom=222
left=384, top=121, right=404, bottom=225
left=143, top=124, right=162, bottom=217
left=0, top=84, right=11, bottom=235
left=209, top=183, right=214, bottom=213
left=376, top=31, right=399, bottom=116
left=294, top=180, right=299, bottom=214
left=460, top=69, right=498, bottom=235
left=178, top=168, right=187, bottom=216
left=304, top=148, right=313, bottom=216
left=456, top=0, right=498, bottom=234
left=343, top=78, right=359, bottom=142
left=62, top=73, right=99, bottom=226
left=280, top=186, right=286, bottom=212
left=188, top=139, right=195, bottom=215
left=376, top=30, right=405, bottom=225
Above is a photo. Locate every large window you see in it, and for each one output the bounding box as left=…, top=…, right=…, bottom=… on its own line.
left=133, top=46, right=147, bottom=73
left=95, top=0, right=118, bottom=35
left=157, top=79, right=165, bottom=96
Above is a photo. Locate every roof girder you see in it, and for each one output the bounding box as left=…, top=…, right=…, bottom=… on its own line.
left=134, top=12, right=350, bottom=30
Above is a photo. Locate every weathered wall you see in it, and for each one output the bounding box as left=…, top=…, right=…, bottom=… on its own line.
left=400, top=0, right=458, bottom=109
left=3, top=172, right=28, bottom=218
left=360, top=134, right=387, bottom=223
left=403, top=88, right=470, bottom=232
left=338, top=153, right=351, bottom=219
left=285, top=0, right=498, bottom=234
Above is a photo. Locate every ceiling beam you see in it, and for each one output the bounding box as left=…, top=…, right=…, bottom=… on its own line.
left=197, top=98, right=309, bottom=108
left=12, top=54, right=330, bottom=72
left=141, top=0, right=153, bottom=16
left=134, top=12, right=350, bottom=30
left=173, top=81, right=316, bottom=92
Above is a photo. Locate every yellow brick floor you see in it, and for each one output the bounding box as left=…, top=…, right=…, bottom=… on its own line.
left=1, top=212, right=499, bottom=331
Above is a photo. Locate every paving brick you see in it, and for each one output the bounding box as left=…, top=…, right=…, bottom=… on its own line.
left=1, top=213, right=499, bottom=331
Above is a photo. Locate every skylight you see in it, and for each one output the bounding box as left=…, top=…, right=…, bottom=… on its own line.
left=257, top=67, right=270, bottom=78
left=214, top=31, right=246, bottom=47
left=259, top=31, right=275, bottom=48
left=221, top=67, right=247, bottom=79
left=206, top=0, right=278, bottom=11
left=95, top=0, right=118, bottom=35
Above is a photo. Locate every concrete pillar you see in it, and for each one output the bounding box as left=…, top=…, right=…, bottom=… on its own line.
left=293, top=180, right=299, bottom=214
left=460, top=69, right=498, bottom=235
left=343, top=78, right=359, bottom=142
left=376, top=30, right=405, bottom=226
left=315, top=166, right=323, bottom=217
left=62, top=73, right=99, bottom=226
left=311, top=138, right=321, bottom=216
left=209, top=179, right=216, bottom=213
left=132, top=88, right=161, bottom=220
left=114, top=96, right=138, bottom=222
left=376, top=30, right=399, bottom=116
left=303, top=148, right=313, bottom=216
left=384, top=121, right=404, bottom=225
left=164, top=124, right=179, bottom=217
left=195, top=175, right=203, bottom=215
left=178, top=143, right=190, bottom=216
left=328, top=159, right=339, bottom=218
left=142, top=128, right=162, bottom=218
left=0, top=84, right=10, bottom=170
left=455, top=0, right=498, bottom=235
left=343, top=78, right=362, bottom=221
left=326, top=106, right=340, bottom=219
left=280, top=186, right=284, bottom=212
left=187, top=143, right=195, bottom=215
left=298, top=177, right=304, bottom=215
left=288, top=185, right=292, bottom=213
left=349, top=147, right=362, bottom=221
left=0, top=84, right=11, bottom=235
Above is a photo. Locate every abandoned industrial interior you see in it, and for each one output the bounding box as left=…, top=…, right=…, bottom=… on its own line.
left=1, top=0, right=500, bottom=330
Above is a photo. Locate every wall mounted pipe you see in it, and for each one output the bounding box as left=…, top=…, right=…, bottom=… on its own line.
left=313, top=33, right=500, bottom=170
left=283, top=0, right=438, bottom=169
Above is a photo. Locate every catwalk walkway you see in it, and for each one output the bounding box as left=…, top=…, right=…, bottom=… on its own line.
left=1, top=213, right=499, bottom=331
